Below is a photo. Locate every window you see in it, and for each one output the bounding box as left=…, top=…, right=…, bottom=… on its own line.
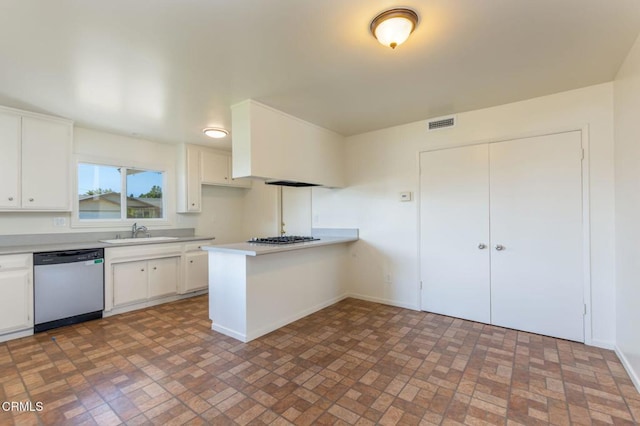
left=78, top=163, right=165, bottom=221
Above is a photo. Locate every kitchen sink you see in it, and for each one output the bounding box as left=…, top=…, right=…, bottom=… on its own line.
left=99, top=236, right=180, bottom=244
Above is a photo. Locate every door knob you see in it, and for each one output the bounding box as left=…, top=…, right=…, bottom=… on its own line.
left=495, top=244, right=505, bottom=251
left=478, top=243, right=486, bottom=249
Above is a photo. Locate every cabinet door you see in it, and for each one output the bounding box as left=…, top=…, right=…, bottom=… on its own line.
left=184, top=251, right=209, bottom=293
left=489, top=132, right=584, bottom=342
left=185, top=146, right=202, bottom=212
left=149, top=257, right=179, bottom=298
left=420, top=145, right=491, bottom=323
left=200, top=150, right=230, bottom=185
left=0, top=269, right=32, bottom=333
left=21, top=116, right=72, bottom=210
left=0, top=112, right=21, bottom=208
left=113, top=261, right=148, bottom=306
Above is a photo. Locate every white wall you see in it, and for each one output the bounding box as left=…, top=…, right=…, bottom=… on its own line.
left=614, top=34, right=640, bottom=389
left=282, top=187, right=312, bottom=236
left=314, top=83, right=616, bottom=347
left=179, top=185, right=246, bottom=244
left=240, top=181, right=279, bottom=239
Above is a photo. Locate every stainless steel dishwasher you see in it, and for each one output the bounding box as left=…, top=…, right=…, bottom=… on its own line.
left=33, top=248, right=104, bottom=332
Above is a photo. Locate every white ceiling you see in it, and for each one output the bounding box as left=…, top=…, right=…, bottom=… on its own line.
left=1, top=1, right=639, bottom=149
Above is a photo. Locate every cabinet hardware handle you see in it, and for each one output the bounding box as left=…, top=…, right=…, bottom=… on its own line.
left=141, top=268, right=145, bottom=271
left=495, top=244, right=505, bottom=251
left=478, top=243, right=486, bottom=249
left=190, top=260, right=193, bottom=263
left=191, top=203, right=195, bottom=206
left=29, top=198, right=34, bottom=202
left=8, top=197, right=13, bottom=201
left=153, top=267, right=157, bottom=270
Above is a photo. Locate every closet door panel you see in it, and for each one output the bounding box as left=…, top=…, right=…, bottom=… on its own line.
left=420, top=145, right=491, bottom=323
left=489, top=131, right=583, bottom=341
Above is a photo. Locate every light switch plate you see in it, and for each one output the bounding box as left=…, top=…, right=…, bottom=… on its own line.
left=399, top=191, right=412, bottom=202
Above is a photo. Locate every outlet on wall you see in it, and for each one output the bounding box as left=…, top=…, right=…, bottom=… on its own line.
left=53, top=217, right=67, bottom=227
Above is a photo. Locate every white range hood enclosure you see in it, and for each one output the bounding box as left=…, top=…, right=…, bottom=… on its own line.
left=231, top=100, right=345, bottom=188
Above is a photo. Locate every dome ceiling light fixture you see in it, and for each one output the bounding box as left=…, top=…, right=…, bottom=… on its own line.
left=203, top=127, right=229, bottom=139
left=370, top=8, right=419, bottom=49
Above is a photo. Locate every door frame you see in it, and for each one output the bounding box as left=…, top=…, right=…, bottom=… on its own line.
left=417, top=125, right=592, bottom=345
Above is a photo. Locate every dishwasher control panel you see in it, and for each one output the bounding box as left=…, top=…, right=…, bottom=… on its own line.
left=34, top=248, right=104, bottom=265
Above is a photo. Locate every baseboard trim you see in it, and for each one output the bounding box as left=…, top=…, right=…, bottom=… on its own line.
left=211, top=323, right=248, bottom=342
left=615, top=345, right=640, bottom=393
left=0, top=328, right=33, bottom=343
left=105, top=289, right=208, bottom=317
left=590, top=339, right=615, bottom=350
left=346, top=293, right=420, bottom=311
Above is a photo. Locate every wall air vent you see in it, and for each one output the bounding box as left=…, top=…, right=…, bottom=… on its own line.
left=427, top=115, right=456, bottom=131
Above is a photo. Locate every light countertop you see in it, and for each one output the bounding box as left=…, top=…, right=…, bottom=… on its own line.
left=0, top=231, right=214, bottom=255
left=201, top=235, right=358, bottom=257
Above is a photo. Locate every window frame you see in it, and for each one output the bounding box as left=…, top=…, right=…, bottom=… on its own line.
left=72, top=155, right=173, bottom=228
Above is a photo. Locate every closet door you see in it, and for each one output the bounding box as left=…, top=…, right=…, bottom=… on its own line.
left=420, top=145, right=491, bottom=323
left=489, top=131, right=583, bottom=342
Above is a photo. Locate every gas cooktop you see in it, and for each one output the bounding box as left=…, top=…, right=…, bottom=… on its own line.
left=247, top=236, right=320, bottom=245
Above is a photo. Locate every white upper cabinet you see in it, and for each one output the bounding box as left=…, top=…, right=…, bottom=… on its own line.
left=200, top=149, right=231, bottom=185
left=0, top=112, right=20, bottom=208
left=200, top=146, right=251, bottom=188
left=231, top=100, right=345, bottom=188
left=21, top=116, right=72, bottom=210
left=177, top=144, right=251, bottom=213
left=0, top=106, right=72, bottom=211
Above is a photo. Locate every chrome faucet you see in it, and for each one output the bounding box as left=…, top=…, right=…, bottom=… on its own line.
left=131, top=222, right=149, bottom=238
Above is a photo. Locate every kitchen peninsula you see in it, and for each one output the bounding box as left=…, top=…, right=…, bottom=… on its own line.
left=202, top=229, right=358, bottom=342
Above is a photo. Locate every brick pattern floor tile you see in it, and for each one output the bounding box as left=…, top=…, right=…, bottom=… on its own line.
left=0, top=296, right=638, bottom=425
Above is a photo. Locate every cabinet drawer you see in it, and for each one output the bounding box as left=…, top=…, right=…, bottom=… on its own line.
left=184, top=240, right=213, bottom=252
left=0, top=254, right=31, bottom=270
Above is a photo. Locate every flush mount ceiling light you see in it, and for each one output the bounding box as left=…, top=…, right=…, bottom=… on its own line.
left=370, top=8, right=419, bottom=49
left=203, top=127, right=229, bottom=139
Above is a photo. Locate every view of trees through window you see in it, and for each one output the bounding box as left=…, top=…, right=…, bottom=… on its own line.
left=78, top=163, right=164, bottom=220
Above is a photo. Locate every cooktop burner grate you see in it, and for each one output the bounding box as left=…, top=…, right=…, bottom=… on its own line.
left=247, top=236, right=320, bottom=245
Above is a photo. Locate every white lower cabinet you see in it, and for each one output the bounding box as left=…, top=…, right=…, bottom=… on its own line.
left=149, top=257, right=179, bottom=298
left=111, top=256, right=179, bottom=308
left=113, top=260, right=149, bottom=306
left=106, top=240, right=212, bottom=314
left=183, top=249, right=208, bottom=293
left=0, top=254, right=33, bottom=338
